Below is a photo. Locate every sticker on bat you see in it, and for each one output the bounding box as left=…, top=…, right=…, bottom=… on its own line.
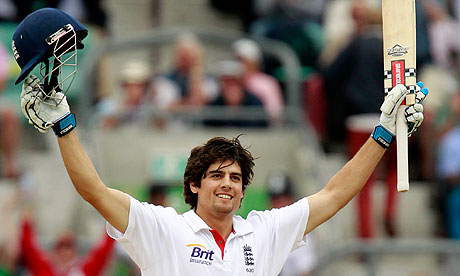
left=392, top=60, right=405, bottom=87
left=387, top=44, right=409, bottom=57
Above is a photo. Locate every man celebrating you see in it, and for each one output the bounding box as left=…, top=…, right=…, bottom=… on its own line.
left=14, top=8, right=428, bottom=276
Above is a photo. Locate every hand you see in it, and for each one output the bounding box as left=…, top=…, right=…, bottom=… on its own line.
left=21, top=75, right=76, bottom=136
left=405, top=82, right=428, bottom=136
left=371, top=82, right=428, bottom=149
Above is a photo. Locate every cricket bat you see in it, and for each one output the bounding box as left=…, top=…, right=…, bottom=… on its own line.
left=382, top=0, right=417, bottom=192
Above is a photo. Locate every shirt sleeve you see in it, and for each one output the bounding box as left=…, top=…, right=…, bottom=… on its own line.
left=247, top=197, right=310, bottom=272
left=106, top=195, right=178, bottom=270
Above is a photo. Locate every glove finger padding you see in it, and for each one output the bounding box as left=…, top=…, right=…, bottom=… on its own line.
left=21, top=75, right=53, bottom=133
left=405, top=104, right=424, bottom=137
left=24, top=95, right=50, bottom=133
left=21, top=75, right=40, bottom=97
left=404, top=82, right=428, bottom=136
left=379, top=84, right=408, bottom=135
left=380, top=84, right=407, bottom=117
left=372, top=83, right=427, bottom=149
left=414, top=81, right=428, bottom=104
left=21, top=76, right=40, bottom=120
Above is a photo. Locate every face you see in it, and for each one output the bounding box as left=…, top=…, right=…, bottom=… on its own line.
left=221, top=77, right=244, bottom=106
left=191, top=160, right=244, bottom=217
left=123, top=82, right=147, bottom=106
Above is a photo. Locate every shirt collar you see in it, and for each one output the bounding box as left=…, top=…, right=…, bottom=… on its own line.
left=183, top=210, right=254, bottom=236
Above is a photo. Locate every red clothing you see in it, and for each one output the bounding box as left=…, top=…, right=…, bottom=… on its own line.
left=347, top=127, right=397, bottom=238
left=20, top=219, right=115, bottom=276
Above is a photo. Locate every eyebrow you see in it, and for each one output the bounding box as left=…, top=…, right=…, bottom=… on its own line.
left=208, top=170, right=242, bottom=177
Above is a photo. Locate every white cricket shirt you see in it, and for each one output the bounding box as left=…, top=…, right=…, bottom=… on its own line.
left=107, top=195, right=310, bottom=276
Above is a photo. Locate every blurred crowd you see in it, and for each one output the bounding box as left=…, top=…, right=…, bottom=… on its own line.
left=2, top=0, right=460, bottom=275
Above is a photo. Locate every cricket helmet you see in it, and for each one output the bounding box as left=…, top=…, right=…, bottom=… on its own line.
left=12, top=8, right=88, bottom=100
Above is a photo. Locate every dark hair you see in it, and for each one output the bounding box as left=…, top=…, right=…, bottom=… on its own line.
left=183, top=136, right=255, bottom=209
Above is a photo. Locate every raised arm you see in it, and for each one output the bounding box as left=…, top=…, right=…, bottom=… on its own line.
left=305, top=83, right=428, bottom=234
left=57, top=132, right=130, bottom=233
left=20, top=75, right=130, bottom=234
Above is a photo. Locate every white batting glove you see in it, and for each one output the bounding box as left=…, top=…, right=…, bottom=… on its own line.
left=405, top=82, right=428, bottom=136
left=371, top=82, right=428, bottom=149
left=21, top=75, right=76, bottom=136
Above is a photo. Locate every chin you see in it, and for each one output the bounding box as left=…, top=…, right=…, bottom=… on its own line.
left=214, top=204, right=234, bottom=214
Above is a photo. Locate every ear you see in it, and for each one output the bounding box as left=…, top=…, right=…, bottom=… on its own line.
left=190, top=182, right=199, bottom=194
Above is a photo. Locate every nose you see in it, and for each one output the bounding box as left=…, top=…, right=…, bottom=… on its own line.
left=221, top=175, right=233, bottom=189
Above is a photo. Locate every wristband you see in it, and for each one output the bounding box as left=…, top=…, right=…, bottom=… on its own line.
left=371, top=124, right=395, bottom=149
left=52, top=112, right=76, bottom=137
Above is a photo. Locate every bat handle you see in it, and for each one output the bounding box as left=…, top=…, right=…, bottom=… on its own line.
left=396, top=105, right=409, bottom=192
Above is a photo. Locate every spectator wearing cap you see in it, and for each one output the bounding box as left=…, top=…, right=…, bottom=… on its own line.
left=204, top=59, right=268, bottom=128
left=232, top=38, right=284, bottom=125
left=97, top=59, right=178, bottom=128
left=267, top=169, right=318, bottom=276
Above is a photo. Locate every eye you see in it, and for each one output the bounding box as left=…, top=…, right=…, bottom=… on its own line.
left=231, top=175, right=241, bottom=182
left=211, top=174, right=221, bottom=179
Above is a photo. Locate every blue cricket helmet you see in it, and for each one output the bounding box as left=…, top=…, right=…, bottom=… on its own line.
left=12, top=8, right=88, bottom=85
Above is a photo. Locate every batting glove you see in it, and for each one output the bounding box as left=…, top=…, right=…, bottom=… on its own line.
left=371, top=82, right=428, bottom=149
left=21, top=75, right=76, bottom=137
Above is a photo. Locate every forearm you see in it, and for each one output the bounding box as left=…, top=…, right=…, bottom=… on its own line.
left=326, top=138, right=385, bottom=207
left=57, top=131, right=107, bottom=202
left=57, top=131, right=130, bottom=233
left=306, top=138, right=385, bottom=233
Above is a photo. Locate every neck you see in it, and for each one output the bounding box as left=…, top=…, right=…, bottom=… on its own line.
left=195, top=208, right=234, bottom=240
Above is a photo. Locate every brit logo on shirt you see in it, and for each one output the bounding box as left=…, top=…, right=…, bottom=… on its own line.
left=187, top=244, right=215, bottom=266
left=243, top=244, right=255, bottom=273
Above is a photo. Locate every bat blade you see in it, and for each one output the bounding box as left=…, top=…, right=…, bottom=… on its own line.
left=382, top=0, right=416, bottom=192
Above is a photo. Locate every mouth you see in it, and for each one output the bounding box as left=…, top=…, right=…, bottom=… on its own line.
left=216, top=193, right=233, bottom=200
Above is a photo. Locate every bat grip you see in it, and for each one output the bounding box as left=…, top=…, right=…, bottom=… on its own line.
left=396, top=105, right=409, bottom=192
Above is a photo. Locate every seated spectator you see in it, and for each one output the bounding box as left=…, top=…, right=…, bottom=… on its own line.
left=165, top=33, right=218, bottom=109
left=148, top=181, right=169, bottom=207
left=232, top=38, right=284, bottom=125
left=19, top=217, right=115, bottom=276
left=204, top=60, right=268, bottom=128
left=97, top=60, right=178, bottom=128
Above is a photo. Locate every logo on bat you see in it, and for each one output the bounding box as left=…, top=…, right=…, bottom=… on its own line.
left=387, top=44, right=409, bottom=57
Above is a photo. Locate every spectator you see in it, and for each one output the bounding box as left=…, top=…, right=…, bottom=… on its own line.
left=204, top=59, right=268, bottom=128
left=424, top=0, right=460, bottom=72
left=415, top=0, right=460, bottom=181
left=19, top=217, right=115, bottom=276
left=0, top=43, right=20, bottom=179
left=147, top=181, right=169, bottom=207
left=165, top=33, right=218, bottom=109
left=434, top=91, right=460, bottom=238
left=322, top=0, right=399, bottom=238
left=267, top=169, right=317, bottom=276
left=97, top=60, right=178, bottom=128
left=232, top=38, right=284, bottom=125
